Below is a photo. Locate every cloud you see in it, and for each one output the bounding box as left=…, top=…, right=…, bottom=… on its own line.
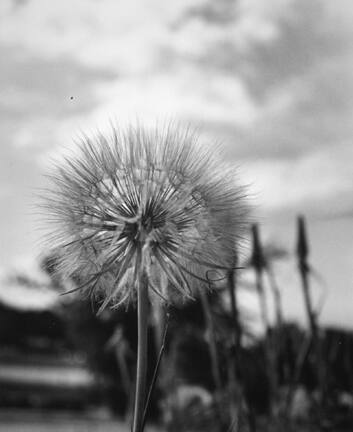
left=188, top=1, right=353, bottom=146
left=80, top=67, right=259, bottom=134
left=0, top=1, right=352, bottom=264
left=0, top=45, right=118, bottom=169
left=5, top=0, right=351, bottom=159
left=1, top=0, right=351, bottom=222
left=241, top=143, right=353, bottom=216
left=0, top=0, right=296, bottom=73
left=178, top=0, right=295, bottom=49
left=0, top=0, right=203, bottom=72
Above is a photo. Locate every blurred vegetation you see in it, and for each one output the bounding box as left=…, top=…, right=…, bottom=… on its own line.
left=0, top=217, right=352, bottom=431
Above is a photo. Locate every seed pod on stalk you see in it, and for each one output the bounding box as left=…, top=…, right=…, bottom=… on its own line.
left=42, top=124, right=248, bottom=432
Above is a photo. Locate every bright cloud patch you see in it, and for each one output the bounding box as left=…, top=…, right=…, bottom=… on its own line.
left=242, top=144, right=353, bottom=215
left=0, top=0, right=203, bottom=72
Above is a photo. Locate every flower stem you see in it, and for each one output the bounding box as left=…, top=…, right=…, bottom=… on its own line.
left=132, top=271, right=149, bottom=432
left=199, top=289, right=222, bottom=392
left=199, top=288, right=225, bottom=429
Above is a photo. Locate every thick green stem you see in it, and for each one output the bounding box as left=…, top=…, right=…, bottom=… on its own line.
left=132, top=272, right=149, bottom=432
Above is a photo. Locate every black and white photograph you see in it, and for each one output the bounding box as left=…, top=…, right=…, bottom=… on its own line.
left=0, top=1, right=352, bottom=431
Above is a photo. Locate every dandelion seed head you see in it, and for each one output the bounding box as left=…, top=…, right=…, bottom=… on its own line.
left=42, top=124, right=248, bottom=310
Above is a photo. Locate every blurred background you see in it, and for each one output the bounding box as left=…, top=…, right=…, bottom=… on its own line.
left=0, top=0, right=352, bottom=431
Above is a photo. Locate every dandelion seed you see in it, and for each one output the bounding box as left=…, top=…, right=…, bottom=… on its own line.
left=42, top=124, right=248, bottom=308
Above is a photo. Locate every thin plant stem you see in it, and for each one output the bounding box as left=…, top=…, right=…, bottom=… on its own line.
left=251, top=224, right=276, bottom=416
left=254, top=266, right=276, bottom=411
left=266, top=265, right=283, bottom=329
left=199, top=288, right=225, bottom=429
left=227, top=262, right=256, bottom=432
left=152, top=303, right=165, bottom=356
left=255, top=266, right=270, bottom=334
left=152, top=273, right=168, bottom=357
left=199, top=288, right=222, bottom=392
left=132, top=270, right=149, bottom=432
left=227, top=266, right=242, bottom=431
left=227, top=263, right=241, bottom=355
left=142, top=312, right=170, bottom=430
left=296, top=215, right=325, bottom=406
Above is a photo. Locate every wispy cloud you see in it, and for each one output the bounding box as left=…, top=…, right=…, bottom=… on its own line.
left=0, top=0, right=203, bottom=72
left=0, top=0, right=352, bottom=290
left=241, top=143, right=353, bottom=216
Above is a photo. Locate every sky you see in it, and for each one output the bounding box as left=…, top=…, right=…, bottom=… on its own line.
left=0, top=0, right=352, bottom=328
